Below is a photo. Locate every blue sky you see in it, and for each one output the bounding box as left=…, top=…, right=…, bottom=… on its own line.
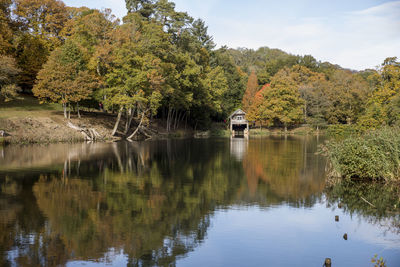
left=63, top=0, right=400, bottom=70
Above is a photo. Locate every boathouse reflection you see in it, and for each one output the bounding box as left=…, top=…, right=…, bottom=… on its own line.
left=230, top=136, right=248, bottom=161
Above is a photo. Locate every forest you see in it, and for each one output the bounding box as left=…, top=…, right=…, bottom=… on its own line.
left=0, top=0, right=399, bottom=134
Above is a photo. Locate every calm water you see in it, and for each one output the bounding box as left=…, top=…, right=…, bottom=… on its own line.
left=0, top=136, right=399, bottom=267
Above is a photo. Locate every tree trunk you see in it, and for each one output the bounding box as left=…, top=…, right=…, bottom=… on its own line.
left=184, top=112, right=188, bottom=130
left=127, top=110, right=146, bottom=140
left=77, top=103, right=81, bottom=119
left=166, top=106, right=171, bottom=132
left=112, top=108, right=123, bottom=136
left=68, top=103, right=71, bottom=120
left=174, top=110, right=179, bottom=130
left=124, top=108, right=134, bottom=135
left=167, top=107, right=174, bottom=132
left=63, top=103, right=67, bottom=119
left=170, top=108, right=175, bottom=132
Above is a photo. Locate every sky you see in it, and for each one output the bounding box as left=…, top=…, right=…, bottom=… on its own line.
left=63, top=0, right=400, bottom=70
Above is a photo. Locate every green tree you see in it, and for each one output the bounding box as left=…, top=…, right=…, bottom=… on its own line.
left=14, top=34, right=49, bottom=91
left=126, top=0, right=155, bottom=18
left=190, top=19, right=215, bottom=50
left=104, top=15, right=168, bottom=135
left=211, top=47, right=247, bottom=117
left=388, top=94, right=400, bottom=126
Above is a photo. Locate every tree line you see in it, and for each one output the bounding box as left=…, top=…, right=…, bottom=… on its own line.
left=0, top=0, right=398, bottom=134
left=238, top=47, right=400, bottom=131
left=0, top=0, right=248, bottom=134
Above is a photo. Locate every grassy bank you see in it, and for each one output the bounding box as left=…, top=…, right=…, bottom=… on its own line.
left=325, top=127, right=400, bottom=184
left=0, top=95, right=63, bottom=119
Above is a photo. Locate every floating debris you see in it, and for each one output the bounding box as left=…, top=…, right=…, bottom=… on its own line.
left=324, top=258, right=332, bottom=267
left=343, top=233, right=348, bottom=240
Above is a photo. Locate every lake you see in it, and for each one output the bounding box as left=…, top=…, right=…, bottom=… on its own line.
left=0, top=136, right=399, bottom=266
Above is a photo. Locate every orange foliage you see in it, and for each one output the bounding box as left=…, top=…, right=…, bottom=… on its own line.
left=247, top=83, right=270, bottom=125
left=242, top=71, right=259, bottom=112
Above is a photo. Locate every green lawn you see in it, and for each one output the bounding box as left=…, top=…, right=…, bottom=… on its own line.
left=0, top=95, right=62, bottom=118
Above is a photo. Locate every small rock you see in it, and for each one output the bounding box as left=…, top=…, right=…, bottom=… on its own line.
left=343, top=233, right=348, bottom=240
left=335, top=215, right=339, bottom=222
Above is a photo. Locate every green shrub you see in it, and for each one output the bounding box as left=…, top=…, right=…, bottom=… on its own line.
left=326, top=127, right=400, bottom=182
left=326, top=124, right=367, bottom=140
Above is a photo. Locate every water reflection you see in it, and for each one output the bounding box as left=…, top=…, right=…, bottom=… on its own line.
left=230, top=137, right=248, bottom=161
left=0, top=137, right=399, bottom=266
left=325, top=181, right=400, bottom=236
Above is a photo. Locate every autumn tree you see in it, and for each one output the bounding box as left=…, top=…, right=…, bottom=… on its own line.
left=358, top=57, right=400, bottom=127
left=60, top=7, right=119, bottom=110
left=247, top=84, right=270, bottom=125
left=290, top=65, right=328, bottom=129
left=33, top=40, right=98, bottom=118
left=12, top=0, right=69, bottom=90
left=0, top=0, right=14, bottom=55
left=0, top=55, right=20, bottom=102
left=14, top=0, right=68, bottom=47
left=242, top=71, right=258, bottom=112
left=260, top=68, right=304, bottom=131
left=325, top=69, right=369, bottom=125
left=61, top=7, right=119, bottom=56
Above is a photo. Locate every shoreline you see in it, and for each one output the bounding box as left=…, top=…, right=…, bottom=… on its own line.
left=0, top=122, right=321, bottom=145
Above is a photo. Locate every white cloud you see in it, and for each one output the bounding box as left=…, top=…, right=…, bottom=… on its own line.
left=64, top=0, right=400, bottom=70
left=207, top=1, right=400, bottom=70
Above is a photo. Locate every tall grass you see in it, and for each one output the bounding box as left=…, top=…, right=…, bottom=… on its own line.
left=325, top=127, right=400, bottom=182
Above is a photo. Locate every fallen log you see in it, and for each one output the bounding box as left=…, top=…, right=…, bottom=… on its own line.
left=67, top=121, right=100, bottom=141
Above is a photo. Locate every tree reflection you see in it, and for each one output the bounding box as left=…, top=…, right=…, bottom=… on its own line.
left=27, top=140, right=244, bottom=266
left=241, top=136, right=326, bottom=206
left=325, top=181, right=400, bottom=235
left=0, top=136, right=371, bottom=266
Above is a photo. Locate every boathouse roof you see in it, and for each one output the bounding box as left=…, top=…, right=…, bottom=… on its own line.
left=229, top=109, right=246, bottom=119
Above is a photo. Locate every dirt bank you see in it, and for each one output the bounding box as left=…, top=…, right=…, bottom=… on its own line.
left=0, top=112, right=116, bottom=144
